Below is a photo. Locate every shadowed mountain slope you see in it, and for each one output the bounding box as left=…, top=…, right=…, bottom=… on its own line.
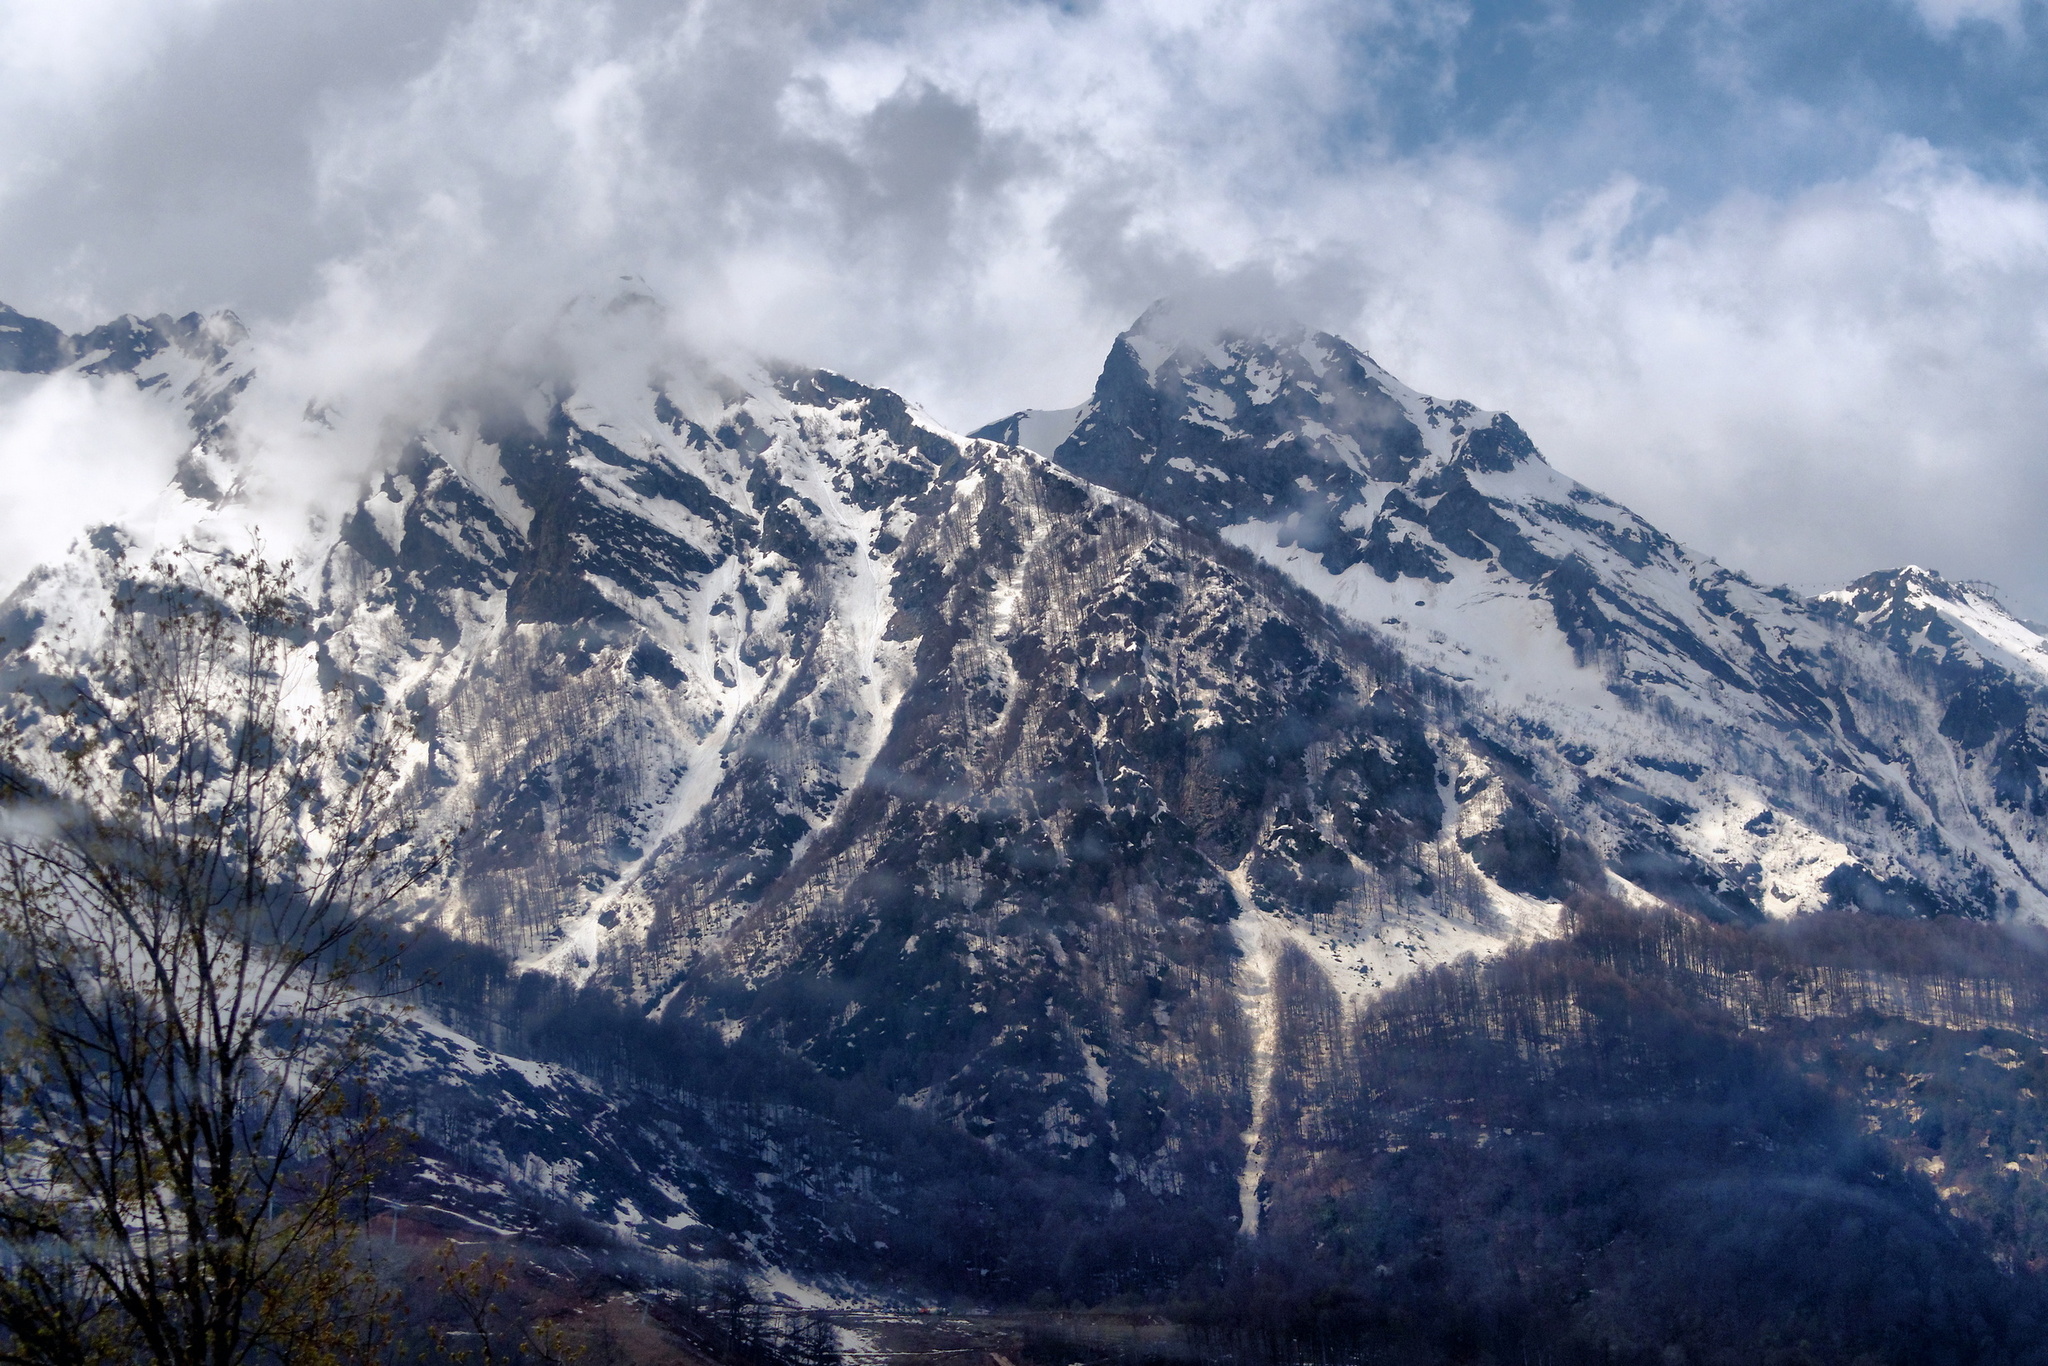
left=7, top=296, right=2048, bottom=1344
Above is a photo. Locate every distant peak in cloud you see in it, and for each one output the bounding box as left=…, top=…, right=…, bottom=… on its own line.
left=1117, top=266, right=1373, bottom=379
left=1121, top=261, right=1365, bottom=352
left=1121, top=299, right=1308, bottom=380
left=1128, top=296, right=1304, bottom=350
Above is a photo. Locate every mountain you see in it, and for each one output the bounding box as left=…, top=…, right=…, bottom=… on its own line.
left=0, top=297, right=1592, bottom=1294
left=0, top=302, right=251, bottom=496
left=986, top=301, right=2048, bottom=926
left=1828, top=565, right=2048, bottom=684
left=8, top=294, right=2048, bottom=1357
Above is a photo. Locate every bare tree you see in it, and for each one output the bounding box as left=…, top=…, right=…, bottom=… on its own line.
left=423, top=1243, right=580, bottom=1366
left=0, top=550, right=434, bottom=1366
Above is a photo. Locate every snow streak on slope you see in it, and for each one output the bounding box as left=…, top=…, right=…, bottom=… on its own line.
left=1224, top=861, right=1280, bottom=1240
left=16, top=290, right=2048, bottom=1297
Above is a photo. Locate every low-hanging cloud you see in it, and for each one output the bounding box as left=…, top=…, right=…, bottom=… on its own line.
left=3, top=0, right=2047, bottom=613
left=0, top=371, right=192, bottom=593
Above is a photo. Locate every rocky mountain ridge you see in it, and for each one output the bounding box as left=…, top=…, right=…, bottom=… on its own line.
left=986, top=302, right=2048, bottom=925
left=5, top=293, right=2048, bottom=1325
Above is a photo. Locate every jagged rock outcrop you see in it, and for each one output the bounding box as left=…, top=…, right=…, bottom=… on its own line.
left=7, top=293, right=2048, bottom=1306
left=999, top=302, right=2048, bottom=924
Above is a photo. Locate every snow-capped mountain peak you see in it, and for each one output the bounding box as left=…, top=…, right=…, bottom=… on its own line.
left=1823, top=565, right=2048, bottom=691
left=1015, top=309, right=2048, bottom=925
left=8, top=295, right=2048, bottom=1308
left=1042, top=313, right=1547, bottom=590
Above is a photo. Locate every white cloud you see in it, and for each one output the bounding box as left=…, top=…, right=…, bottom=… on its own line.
left=0, top=0, right=227, bottom=117
left=1906, top=0, right=2026, bottom=37
left=4, top=0, right=2048, bottom=613
left=0, top=371, right=191, bottom=592
left=1328, top=142, right=2048, bottom=611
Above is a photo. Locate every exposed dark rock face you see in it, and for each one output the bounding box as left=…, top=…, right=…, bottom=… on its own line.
left=1041, top=309, right=2048, bottom=925
left=628, top=455, right=1572, bottom=1250
left=9, top=296, right=2048, bottom=1329
left=0, top=303, right=66, bottom=373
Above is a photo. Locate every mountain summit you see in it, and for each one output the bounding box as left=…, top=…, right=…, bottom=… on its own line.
left=1826, top=564, right=2048, bottom=687
left=5, top=296, right=2048, bottom=1347
left=986, top=309, right=2048, bottom=926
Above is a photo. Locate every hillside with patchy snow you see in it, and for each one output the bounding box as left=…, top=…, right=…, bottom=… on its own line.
left=7, top=293, right=2048, bottom=1310
left=0, top=295, right=1608, bottom=1284
left=990, top=301, right=2048, bottom=926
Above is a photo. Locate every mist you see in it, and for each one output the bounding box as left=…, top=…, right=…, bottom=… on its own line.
left=0, top=370, right=190, bottom=592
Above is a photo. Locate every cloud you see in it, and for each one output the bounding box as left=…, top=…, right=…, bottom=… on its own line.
left=1907, top=0, right=2027, bottom=37
left=0, top=0, right=226, bottom=138
left=0, top=372, right=191, bottom=593
left=2, top=0, right=2048, bottom=613
left=0, top=0, right=471, bottom=322
left=1338, top=145, right=2048, bottom=612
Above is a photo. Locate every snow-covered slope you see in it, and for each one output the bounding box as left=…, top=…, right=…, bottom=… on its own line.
left=0, top=295, right=1604, bottom=1284
left=1028, top=301, right=2048, bottom=924
left=10, top=290, right=2048, bottom=1300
